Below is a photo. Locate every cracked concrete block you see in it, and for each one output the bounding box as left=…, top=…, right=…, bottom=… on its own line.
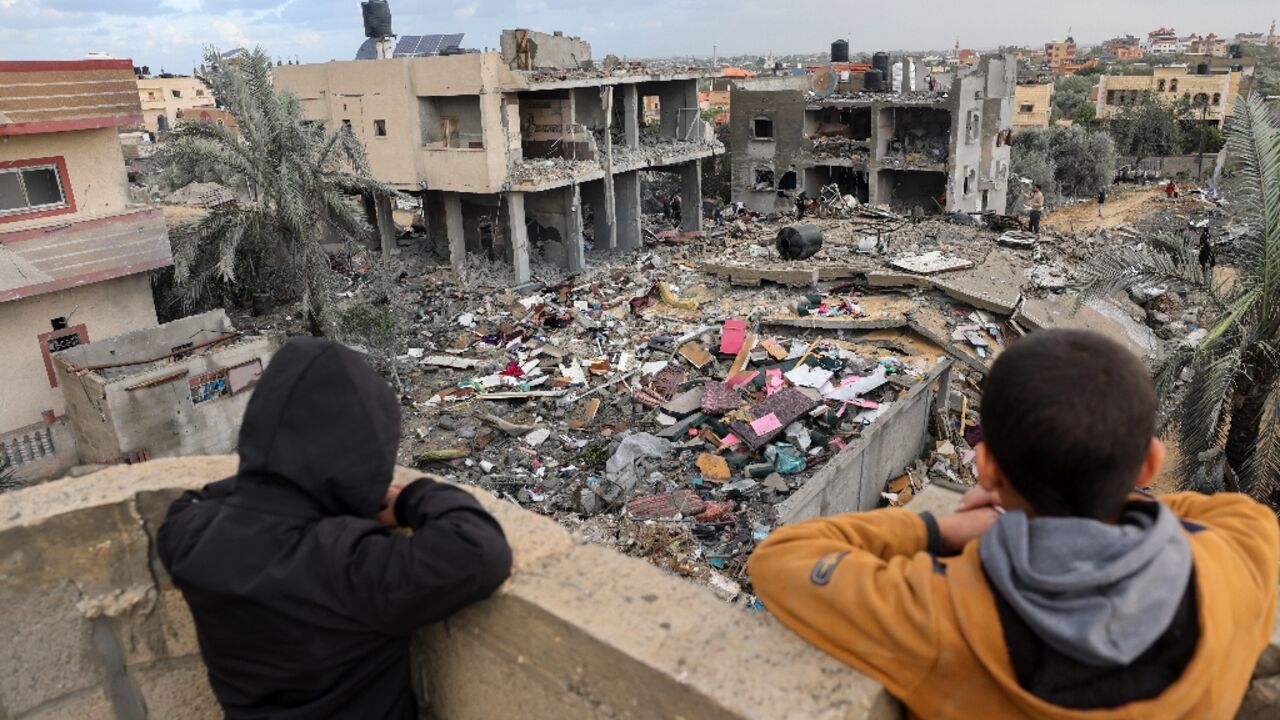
left=1238, top=674, right=1280, bottom=720
left=132, top=657, right=220, bottom=719
left=421, top=542, right=898, bottom=720
left=15, top=685, right=113, bottom=720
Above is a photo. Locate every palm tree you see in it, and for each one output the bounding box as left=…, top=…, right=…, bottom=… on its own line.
left=161, top=47, right=398, bottom=335
left=1076, top=94, right=1280, bottom=507
left=0, top=455, right=23, bottom=494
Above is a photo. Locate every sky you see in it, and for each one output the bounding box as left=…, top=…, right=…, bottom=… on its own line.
left=1, top=0, right=1276, bottom=73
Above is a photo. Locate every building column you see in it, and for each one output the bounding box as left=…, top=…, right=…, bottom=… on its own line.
left=615, top=171, right=642, bottom=251
left=444, top=192, right=466, bottom=280
left=373, top=193, right=397, bottom=256
left=581, top=181, right=615, bottom=252
left=680, top=161, right=703, bottom=232
left=623, top=84, right=640, bottom=148
left=505, top=192, right=530, bottom=285
left=565, top=184, right=585, bottom=272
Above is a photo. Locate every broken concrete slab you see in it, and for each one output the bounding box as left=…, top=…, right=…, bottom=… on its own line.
left=656, top=412, right=707, bottom=439
left=889, top=251, right=974, bottom=275
left=422, top=355, right=482, bottom=369
left=700, top=262, right=818, bottom=288
left=661, top=386, right=706, bottom=418
left=1015, top=296, right=1158, bottom=359
left=907, top=306, right=999, bottom=374
left=871, top=248, right=1027, bottom=315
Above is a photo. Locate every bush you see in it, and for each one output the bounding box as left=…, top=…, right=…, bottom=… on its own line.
left=1007, top=126, right=1117, bottom=211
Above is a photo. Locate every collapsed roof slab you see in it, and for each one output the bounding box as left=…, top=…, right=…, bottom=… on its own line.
left=1015, top=296, right=1158, bottom=359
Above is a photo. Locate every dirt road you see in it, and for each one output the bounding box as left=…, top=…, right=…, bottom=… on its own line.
left=1042, top=187, right=1164, bottom=233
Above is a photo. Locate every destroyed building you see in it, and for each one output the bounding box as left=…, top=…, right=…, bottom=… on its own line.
left=730, top=53, right=1016, bottom=216
left=54, top=310, right=279, bottom=465
left=274, top=28, right=722, bottom=284
left=0, top=58, right=173, bottom=483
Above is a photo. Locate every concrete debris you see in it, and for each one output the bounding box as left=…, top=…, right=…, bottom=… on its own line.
left=890, top=251, right=975, bottom=275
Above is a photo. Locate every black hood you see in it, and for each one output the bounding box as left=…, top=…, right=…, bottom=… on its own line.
left=237, top=337, right=401, bottom=518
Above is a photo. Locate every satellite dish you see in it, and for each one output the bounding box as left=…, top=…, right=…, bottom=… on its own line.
left=810, top=65, right=838, bottom=98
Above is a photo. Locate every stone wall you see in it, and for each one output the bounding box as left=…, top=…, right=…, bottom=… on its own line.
left=0, top=457, right=898, bottom=719
left=2, top=457, right=1276, bottom=718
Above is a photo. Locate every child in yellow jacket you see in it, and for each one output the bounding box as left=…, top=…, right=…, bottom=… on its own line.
left=749, top=328, right=1278, bottom=719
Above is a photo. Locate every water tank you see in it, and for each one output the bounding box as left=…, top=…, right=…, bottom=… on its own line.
left=872, top=51, right=891, bottom=76
left=777, top=224, right=824, bottom=261
left=831, top=39, right=850, bottom=63
left=865, top=69, right=884, bottom=92
left=362, top=0, right=393, bottom=39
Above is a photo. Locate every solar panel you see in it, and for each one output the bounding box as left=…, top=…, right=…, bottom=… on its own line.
left=392, top=33, right=465, bottom=57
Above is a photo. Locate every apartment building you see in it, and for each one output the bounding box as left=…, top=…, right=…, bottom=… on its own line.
left=730, top=54, right=1017, bottom=215
left=274, top=29, right=721, bottom=285
left=1013, top=83, right=1055, bottom=130
left=136, top=74, right=217, bottom=133
left=1095, top=65, right=1243, bottom=126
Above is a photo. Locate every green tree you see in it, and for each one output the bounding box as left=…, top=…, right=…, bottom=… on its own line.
left=0, top=455, right=23, bottom=494
left=1072, top=102, right=1096, bottom=125
left=160, top=47, right=397, bottom=335
left=1006, top=126, right=1115, bottom=208
left=1006, top=146, right=1057, bottom=213
left=1107, top=93, right=1183, bottom=167
left=1052, top=75, right=1094, bottom=121
left=1075, top=95, right=1280, bottom=506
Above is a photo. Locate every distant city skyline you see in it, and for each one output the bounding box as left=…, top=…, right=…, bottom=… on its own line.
left=1, top=0, right=1276, bottom=73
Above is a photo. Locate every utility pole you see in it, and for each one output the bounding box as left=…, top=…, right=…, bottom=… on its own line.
left=1196, top=98, right=1208, bottom=181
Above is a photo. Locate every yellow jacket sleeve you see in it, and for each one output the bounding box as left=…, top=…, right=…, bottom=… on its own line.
left=747, top=508, right=944, bottom=694
left=1161, top=491, right=1279, bottom=599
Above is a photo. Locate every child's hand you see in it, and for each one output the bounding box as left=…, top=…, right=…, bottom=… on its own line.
left=374, top=483, right=405, bottom=527
left=957, top=485, right=1003, bottom=513
left=936, top=507, right=1001, bottom=555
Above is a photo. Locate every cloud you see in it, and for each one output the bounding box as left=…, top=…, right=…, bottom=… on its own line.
left=455, top=3, right=477, bottom=19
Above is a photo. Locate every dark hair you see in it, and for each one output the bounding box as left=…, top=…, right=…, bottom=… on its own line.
left=980, top=329, right=1156, bottom=519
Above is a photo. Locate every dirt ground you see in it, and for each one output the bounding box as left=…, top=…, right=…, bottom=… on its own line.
left=1042, top=187, right=1164, bottom=233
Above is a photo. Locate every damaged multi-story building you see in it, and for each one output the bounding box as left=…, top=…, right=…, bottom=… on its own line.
left=730, top=52, right=1016, bottom=216
left=275, top=20, right=721, bottom=285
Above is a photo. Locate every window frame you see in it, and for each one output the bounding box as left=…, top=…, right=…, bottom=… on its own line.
left=374, top=119, right=388, bottom=137
left=0, top=156, right=76, bottom=224
left=37, top=324, right=89, bottom=388
left=751, top=116, right=774, bottom=141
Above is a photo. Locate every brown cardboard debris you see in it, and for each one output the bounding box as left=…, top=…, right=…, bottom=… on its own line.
left=696, top=452, right=732, bottom=481
left=679, top=342, right=714, bottom=368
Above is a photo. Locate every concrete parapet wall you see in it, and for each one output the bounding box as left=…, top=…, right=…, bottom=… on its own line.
left=777, top=361, right=950, bottom=524
left=0, top=457, right=900, bottom=719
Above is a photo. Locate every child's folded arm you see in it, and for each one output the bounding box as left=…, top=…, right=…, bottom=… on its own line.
left=1161, top=491, right=1280, bottom=593
left=747, top=509, right=942, bottom=691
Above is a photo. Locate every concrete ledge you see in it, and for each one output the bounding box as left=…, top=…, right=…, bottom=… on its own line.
left=0, top=457, right=900, bottom=719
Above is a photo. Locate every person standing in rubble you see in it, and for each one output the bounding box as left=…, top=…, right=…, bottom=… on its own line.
left=1097, top=187, right=1107, bottom=219
left=1027, top=184, right=1045, bottom=235
left=669, top=192, right=682, bottom=227
left=1199, top=226, right=1217, bottom=273
left=158, top=338, right=512, bottom=720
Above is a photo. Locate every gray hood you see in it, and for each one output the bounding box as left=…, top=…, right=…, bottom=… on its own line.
left=979, top=502, right=1192, bottom=666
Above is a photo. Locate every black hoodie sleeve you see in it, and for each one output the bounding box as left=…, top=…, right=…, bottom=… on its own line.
left=157, top=478, right=237, bottom=571
left=338, top=478, right=512, bottom=636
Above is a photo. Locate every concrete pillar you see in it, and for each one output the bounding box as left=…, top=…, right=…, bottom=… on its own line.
left=615, top=171, right=642, bottom=251
left=680, top=162, right=703, bottom=232
left=373, top=193, right=397, bottom=256
left=581, top=181, right=615, bottom=252
left=565, top=184, right=585, bottom=272
left=444, top=193, right=465, bottom=279
left=622, top=84, right=640, bottom=148
left=505, top=192, right=530, bottom=285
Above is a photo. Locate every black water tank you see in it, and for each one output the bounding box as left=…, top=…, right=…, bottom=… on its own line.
left=832, top=39, right=850, bottom=63
left=865, top=69, right=884, bottom=91
left=872, top=51, right=891, bottom=76
left=777, top=224, right=824, bottom=261
left=362, top=0, right=393, bottom=39
left=1196, top=63, right=1209, bottom=75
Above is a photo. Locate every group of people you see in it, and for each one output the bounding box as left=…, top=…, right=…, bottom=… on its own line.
left=159, top=329, right=1275, bottom=719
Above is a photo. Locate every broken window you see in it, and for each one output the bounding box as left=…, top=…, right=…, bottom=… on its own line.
left=1169, top=79, right=1178, bottom=92
left=965, top=110, right=981, bottom=143
left=752, top=116, right=774, bottom=139
left=171, top=89, right=182, bottom=98
left=1194, top=93, right=1210, bottom=107
left=1213, top=93, right=1221, bottom=106
left=374, top=119, right=387, bottom=137
left=189, top=369, right=230, bottom=405
left=196, top=89, right=205, bottom=97
left=1019, top=103, right=1035, bottom=113
left=0, top=163, right=68, bottom=216
left=421, top=96, right=484, bottom=149
left=963, top=167, right=976, bottom=196
left=1107, top=90, right=1117, bottom=105
left=1157, top=79, right=1167, bottom=92
left=753, top=167, right=775, bottom=191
